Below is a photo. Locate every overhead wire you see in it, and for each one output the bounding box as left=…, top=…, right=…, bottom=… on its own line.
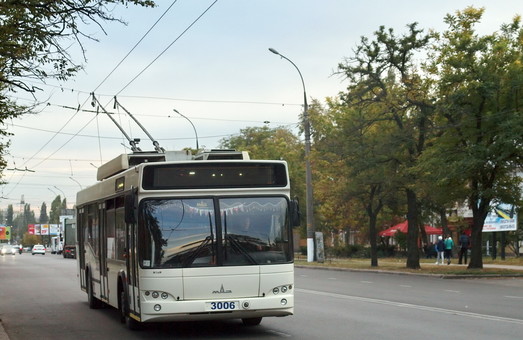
left=115, top=0, right=219, bottom=96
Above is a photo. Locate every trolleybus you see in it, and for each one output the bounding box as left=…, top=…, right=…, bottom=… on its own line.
left=76, top=149, right=299, bottom=329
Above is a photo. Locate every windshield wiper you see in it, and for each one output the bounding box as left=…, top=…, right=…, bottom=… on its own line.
left=226, top=235, right=258, bottom=265
left=181, top=236, right=212, bottom=267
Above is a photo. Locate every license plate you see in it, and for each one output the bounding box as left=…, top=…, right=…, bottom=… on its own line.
left=205, top=301, right=239, bottom=311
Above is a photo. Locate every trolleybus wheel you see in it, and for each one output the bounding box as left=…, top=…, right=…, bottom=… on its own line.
left=242, top=317, right=262, bottom=326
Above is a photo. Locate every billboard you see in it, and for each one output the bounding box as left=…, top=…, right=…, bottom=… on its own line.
left=483, top=203, right=518, bottom=232
left=0, top=226, right=11, bottom=240
left=27, top=224, right=60, bottom=235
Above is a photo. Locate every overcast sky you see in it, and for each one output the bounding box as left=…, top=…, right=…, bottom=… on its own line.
left=2, top=0, right=522, bottom=216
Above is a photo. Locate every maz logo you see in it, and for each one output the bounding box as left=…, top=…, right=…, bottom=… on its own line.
left=212, top=284, right=232, bottom=294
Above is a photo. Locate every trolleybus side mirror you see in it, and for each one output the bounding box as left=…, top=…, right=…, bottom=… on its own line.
left=125, top=194, right=136, bottom=224
left=290, top=199, right=301, bottom=227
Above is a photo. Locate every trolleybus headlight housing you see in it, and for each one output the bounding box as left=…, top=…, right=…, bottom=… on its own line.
left=145, top=290, right=170, bottom=300
left=272, top=284, right=292, bottom=295
left=154, top=304, right=162, bottom=312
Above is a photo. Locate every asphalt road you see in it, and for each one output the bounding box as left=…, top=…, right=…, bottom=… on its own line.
left=1, top=252, right=522, bottom=339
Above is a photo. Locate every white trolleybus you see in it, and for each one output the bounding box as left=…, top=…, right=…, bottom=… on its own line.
left=76, top=149, right=299, bottom=330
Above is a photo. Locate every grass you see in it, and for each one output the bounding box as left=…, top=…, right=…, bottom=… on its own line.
left=294, top=255, right=523, bottom=276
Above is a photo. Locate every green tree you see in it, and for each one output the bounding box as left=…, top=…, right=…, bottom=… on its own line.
left=39, top=202, right=49, bottom=223
left=0, top=0, right=156, bottom=179
left=6, top=204, right=13, bottom=226
left=49, top=195, right=62, bottom=224
left=423, top=7, right=523, bottom=268
left=337, top=23, right=435, bottom=269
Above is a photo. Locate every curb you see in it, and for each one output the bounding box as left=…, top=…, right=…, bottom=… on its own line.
left=294, top=264, right=523, bottom=279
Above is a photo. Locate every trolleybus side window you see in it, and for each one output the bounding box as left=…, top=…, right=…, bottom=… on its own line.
left=105, top=197, right=126, bottom=261
left=106, top=199, right=116, bottom=259
left=87, top=204, right=99, bottom=257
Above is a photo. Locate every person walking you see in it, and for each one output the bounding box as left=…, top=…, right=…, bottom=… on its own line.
left=444, top=235, right=454, bottom=265
left=458, top=231, right=470, bottom=265
left=435, top=236, right=445, bottom=265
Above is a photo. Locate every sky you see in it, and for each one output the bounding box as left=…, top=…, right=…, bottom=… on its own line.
left=2, top=0, right=523, bottom=217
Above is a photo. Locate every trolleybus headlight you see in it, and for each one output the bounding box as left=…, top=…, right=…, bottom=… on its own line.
left=281, top=286, right=288, bottom=293
left=161, top=292, right=168, bottom=299
left=272, top=287, right=279, bottom=295
left=281, top=299, right=288, bottom=306
left=154, top=304, right=162, bottom=312
left=152, top=291, right=159, bottom=298
left=145, top=291, right=150, bottom=296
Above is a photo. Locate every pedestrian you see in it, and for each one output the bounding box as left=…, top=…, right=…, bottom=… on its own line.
left=458, top=231, right=470, bottom=265
left=444, top=235, right=454, bottom=265
left=435, top=236, right=445, bottom=265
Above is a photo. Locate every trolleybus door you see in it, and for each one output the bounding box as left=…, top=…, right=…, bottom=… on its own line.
left=99, top=202, right=109, bottom=302
left=126, top=220, right=139, bottom=315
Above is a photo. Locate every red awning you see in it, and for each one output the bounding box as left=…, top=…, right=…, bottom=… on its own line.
left=378, top=221, right=443, bottom=237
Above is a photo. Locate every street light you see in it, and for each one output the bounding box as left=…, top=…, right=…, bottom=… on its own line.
left=269, top=47, right=315, bottom=262
left=173, top=109, right=200, bottom=150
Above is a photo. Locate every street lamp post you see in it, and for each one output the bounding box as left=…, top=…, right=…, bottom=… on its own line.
left=173, top=109, right=200, bottom=151
left=269, top=47, right=315, bottom=262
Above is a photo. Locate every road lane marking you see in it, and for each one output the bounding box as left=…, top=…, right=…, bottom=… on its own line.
left=505, top=295, right=523, bottom=299
left=444, top=289, right=460, bottom=293
left=297, top=288, right=523, bottom=325
left=400, top=285, right=412, bottom=288
left=266, top=329, right=292, bottom=337
left=360, top=281, right=373, bottom=284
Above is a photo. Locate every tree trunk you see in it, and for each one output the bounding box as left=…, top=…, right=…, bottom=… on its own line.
left=369, top=213, right=378, bottom=267
left=468, top=197, right=490, bottom=269
left=406, top=189, right=420, bottom=269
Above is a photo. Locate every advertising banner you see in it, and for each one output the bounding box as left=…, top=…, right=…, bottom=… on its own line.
left=41, top=224, right=49, bottom=235
left=483, top=203, right=518, bottom=232
left=0, top=226, right=11, bottom=240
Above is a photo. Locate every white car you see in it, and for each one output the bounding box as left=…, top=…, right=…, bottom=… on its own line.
left=31, top=245, right=46, bottom=255
left=1, top=245, right=16, bottom=255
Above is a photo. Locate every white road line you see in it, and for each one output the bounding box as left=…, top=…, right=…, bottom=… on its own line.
left=444, top=289, right=461, bottom=293
left=297, top=288, right=523, bottom=325
left=505, top=295, right=523, bottom=299
left=400, top=285, right=412, bottom=288
left=360, top=281, right=373, bottom=284
left=266, top=329, right=292, bottom=337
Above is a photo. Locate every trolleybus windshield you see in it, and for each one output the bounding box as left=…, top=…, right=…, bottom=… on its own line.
left=138, top=197, right=292, bottom=268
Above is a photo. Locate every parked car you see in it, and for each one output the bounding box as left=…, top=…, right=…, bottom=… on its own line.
left=31, top=245, right=46, bottom=255
left=62, top=245, right=76, bottom=259
left=1, top=244, right=16, bottom=256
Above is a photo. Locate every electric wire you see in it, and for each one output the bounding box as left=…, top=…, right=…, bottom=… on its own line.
left=91, top=1, right=179, bottom=94
left=115, top=0, right=219, bottom=96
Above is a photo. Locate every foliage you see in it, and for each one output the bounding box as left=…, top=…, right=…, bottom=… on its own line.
left=39, top=202, right=49, bottom=224
left=49, top=196, right=66, bottom=224
left=0, top=0, right=156, bottom=180
left=22, top=232, right=40, bottom=247
left=335, top=22, right=435, bottom=269
left=421, top=7, right=523, bottom=268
